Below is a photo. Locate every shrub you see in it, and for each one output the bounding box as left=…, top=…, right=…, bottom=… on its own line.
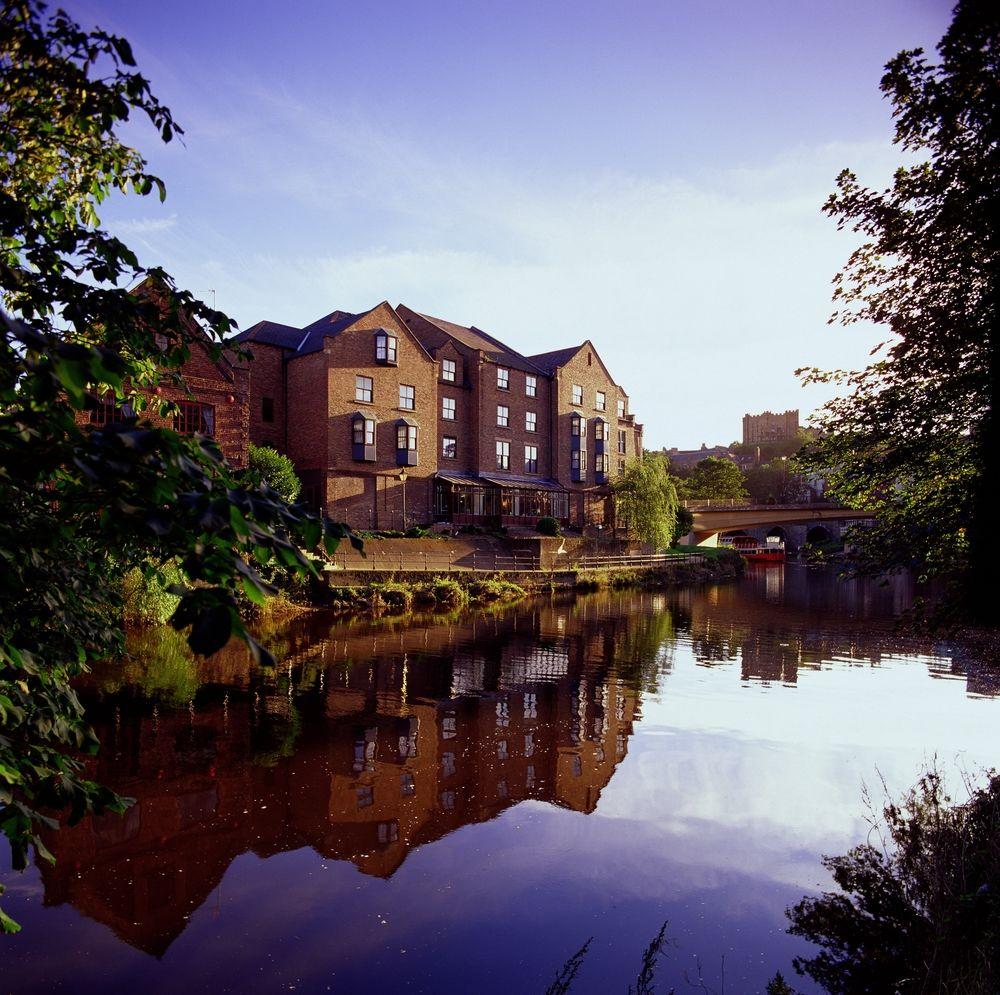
left=430, top=577, right=468, bottom=608
left=537, top=516, right=561, bottom=537
left=372, top=582, right=413, bottom=613
left=247, top=444, right=301, bottom=502
left=468, top=578, right=527, bottom=603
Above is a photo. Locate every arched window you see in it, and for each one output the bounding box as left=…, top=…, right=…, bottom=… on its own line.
left=375, top=330, right=397, bottom=364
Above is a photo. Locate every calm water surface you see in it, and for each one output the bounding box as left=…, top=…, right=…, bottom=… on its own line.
left=3, top=564, right=999, bottom=993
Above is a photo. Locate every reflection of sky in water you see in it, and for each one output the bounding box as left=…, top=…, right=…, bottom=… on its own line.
left=2, top=566, right=998, bottom=994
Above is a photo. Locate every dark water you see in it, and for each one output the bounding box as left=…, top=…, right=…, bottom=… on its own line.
left=2, top=565, right=998, bottom=994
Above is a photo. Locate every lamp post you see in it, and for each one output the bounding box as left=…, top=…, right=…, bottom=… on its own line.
left=398, top=467, right=408, bottom=529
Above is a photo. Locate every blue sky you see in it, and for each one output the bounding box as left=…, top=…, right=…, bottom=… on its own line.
left=71, top=0, right=953, bottom=448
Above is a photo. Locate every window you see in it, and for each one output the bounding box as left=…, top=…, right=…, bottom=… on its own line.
left=525, top=410, right=536, bottom=432
left=399, top=384, right=415, bottom=410
left=353, top=417, right=376, bottom=446
left=441, top=358, right=456, bottom=382
left=442, top=435, right=457, bottom=459
left=497, top=404, right=509, bottom=427
left=260, top=396, right=275, bottom=423
left=571, top=414, right=586, bottom=438
left=618, top=429, right=627, bottom=454
left=524, top=444, right=538, bottom=473
left=497, top=367, right=509, bottom=391
left=92, top=392, right=133, bottom=426
left=526, top=374, right=537, bottom=397
left=355, top=375, right=373, bottom=403
left=572, top=384, right=583, bottom=405
left=174, top=400, right=214, bottom=436
left=617, top=398, right=626, bottom=418
left=596, top=390, right=606, bottom=411
left=595, top=453, right=608, bottom=473
left=594, top=419, right=605, bottom=441
left=496, top=440, right=510, bottom=470
left=375, top=331, right=397, bottom=364
left=618, top=458, right=626, bottom=475
left=571, top=448, right=586, bottom=480
left=442, top=396, right=456, bottom=420
left=356, top=786, right=374, bottom=809
left=396, top=424, right=418, bottom=450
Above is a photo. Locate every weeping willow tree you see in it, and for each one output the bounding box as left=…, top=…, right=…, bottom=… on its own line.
left=612, top=452, right=679, bottom=550
left=797, top=2, right=1000, bottom=625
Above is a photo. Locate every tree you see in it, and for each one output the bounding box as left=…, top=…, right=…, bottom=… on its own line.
left=0, top=1, right=357, bottom=931
left=676, top=456, right=749, bottom=502
left=247, top=444, right=301, bottom=503
left=797, top=3, right=1000, bottom=622
left=744, top=459, right=812, bottom=504
left=613, top=453, right=679, bottom=549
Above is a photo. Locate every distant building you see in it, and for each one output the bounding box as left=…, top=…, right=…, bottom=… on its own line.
left=664, top=444, right=746, bottom=469
left=742, top=409, right=799, bottom=445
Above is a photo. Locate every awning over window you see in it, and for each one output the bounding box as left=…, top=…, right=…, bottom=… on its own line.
left=479, top=474, right=565, bottom=492
left=435, top=471, right=484, bottom=487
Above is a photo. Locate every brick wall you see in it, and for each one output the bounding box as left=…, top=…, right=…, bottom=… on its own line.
left=244, top=342, right=287, bottom=452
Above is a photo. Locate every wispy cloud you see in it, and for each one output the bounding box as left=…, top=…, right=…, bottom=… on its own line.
left=112, top=214, right=179, bottom=235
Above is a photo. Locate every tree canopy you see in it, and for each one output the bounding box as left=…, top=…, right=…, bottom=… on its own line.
left=247, top=444, right=301, bottom=503
left=797, top=2, right=1000, bottom=622
left=0, top=1, right=356, bottom=932
left=675, top=456, right=749, bottom=503
left=612, top=453, right=679, bottom=549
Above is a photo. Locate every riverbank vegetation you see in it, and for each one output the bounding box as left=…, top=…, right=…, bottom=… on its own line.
left=782, top=766, right=1000, bottom=994
left=796, top=2, right=1000, bottom=628
left=0, top=2, right=357, bottom=932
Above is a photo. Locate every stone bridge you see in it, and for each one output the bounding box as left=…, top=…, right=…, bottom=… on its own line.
left=682, top=502, right=875, bottom=550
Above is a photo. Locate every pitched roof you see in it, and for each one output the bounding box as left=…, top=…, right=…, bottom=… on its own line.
left=235, top=320, right=306, bottom=350
left=295, top=309, right=362, bottom=355
left=526, top=345, right=585, bottom=374
left=406, top=309, right=545, bottom=375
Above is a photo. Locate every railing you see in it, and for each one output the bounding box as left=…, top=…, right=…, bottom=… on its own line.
left=681, top=499, right=844, bottom=511
left=328, top=549, right=705, bottom=573
left=576, top=551, right=704, bottom=569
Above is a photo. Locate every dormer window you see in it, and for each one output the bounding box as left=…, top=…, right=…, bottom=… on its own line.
left=351, top=412, right=377, bottom=462
left=441, top=358, right=456, bottom=382
left=375, top=330, right=397, bottom=364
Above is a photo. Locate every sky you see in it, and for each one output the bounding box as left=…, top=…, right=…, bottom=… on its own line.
left=68, top=0, right=955, bottom=449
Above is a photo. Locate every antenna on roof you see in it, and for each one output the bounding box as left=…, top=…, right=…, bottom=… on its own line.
left=208, top=288, right=216, bottom=310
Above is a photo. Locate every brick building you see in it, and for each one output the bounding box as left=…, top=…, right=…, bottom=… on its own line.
left=81, top=281, right=250, bottom=467
left=237, top=302, right=643, bottom=529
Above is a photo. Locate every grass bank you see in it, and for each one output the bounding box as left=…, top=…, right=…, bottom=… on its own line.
left=574, top=550, right=743, bottom=592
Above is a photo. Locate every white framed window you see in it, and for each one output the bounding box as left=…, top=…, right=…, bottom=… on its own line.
left=355, top=375, right=373, bottom=403
left=442, top=435, right=457, bottom=459
left=595, top=452, right=607, bottom=473
left=526, top=374, right=537, bottom=397
left=618, top=429, right=627, bottom=454
left=617, top=398, right=626, bottom=418
left=572, top=384, right=583, bottom=405
left=596, top=390, right=606, bottom=411
left=571, top=449, right=586, bottom=476
left=353, top=416, right=376, bottom=447
left=441, top=358, right=456, bottom=382
left=497, top=404, right=509, bottom=427
left=396, top=423, right=418, bottom=450
left=571, top=413, right=586, bottom=438
left=594, top=419, right=605, bottom=441
left=496, top=440, right=510, bottom=469
left=525, top=410, right=536, bottom=432
left=524, top=444, right=538, bottom=473
left=399, top=384, right=415, bottom=410
left=497, top=367, right=509, bottom=391
left=442, top=396, right=456, bottom=420
left=375, top=331, right=397, bottom=363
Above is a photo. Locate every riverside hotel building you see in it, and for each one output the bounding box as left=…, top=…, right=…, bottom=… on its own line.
left=235, top=302, right=643, bottom=531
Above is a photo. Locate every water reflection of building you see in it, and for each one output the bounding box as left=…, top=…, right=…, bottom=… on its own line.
left=39, top=604, right=642, bottom=956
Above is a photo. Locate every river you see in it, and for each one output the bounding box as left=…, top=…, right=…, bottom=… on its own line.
left=2, top=564, right=998, bottom=993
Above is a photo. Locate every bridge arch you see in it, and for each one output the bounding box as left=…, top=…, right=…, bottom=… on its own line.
left=806, top=525, right=832, bottom=545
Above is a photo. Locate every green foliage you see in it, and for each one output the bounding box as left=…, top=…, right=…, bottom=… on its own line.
left=0, top=1, right=359, bottom=931
left=247, top=443, right=300, bottom=502
left=428, top=577, right=468, bottom=608
left=613, top=452, right=679, bottom=550
left=787, top=767, right=1000, bottom=994
left=796, top=3, right=1000, bottom=623
left=743, top=459, right=812, bottom=504
left=673, top=506, right=694, bottom=541
left=120, top=560, right=184, bottom=625
left=537, top=515, right=561, bottom=537
left=467, top=578, right=527, bottom=603
left=675, top=456, right=749, bottom=502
